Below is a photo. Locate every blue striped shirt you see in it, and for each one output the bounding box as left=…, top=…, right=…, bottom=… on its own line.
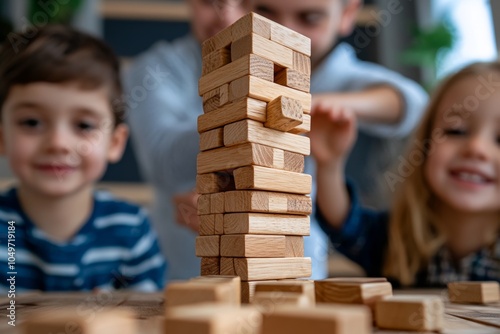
left=0, top=188, right=166, bottom=292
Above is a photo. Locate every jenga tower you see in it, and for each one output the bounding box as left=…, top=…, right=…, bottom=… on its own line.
left=196, top=12, right=313, bottom=303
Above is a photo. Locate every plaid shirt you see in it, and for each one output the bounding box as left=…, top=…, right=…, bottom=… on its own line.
left=317, top=181, right=500, bottom=287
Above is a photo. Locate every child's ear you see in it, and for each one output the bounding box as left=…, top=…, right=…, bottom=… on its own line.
left=339, top=0, right=362, bottom=37
left=107, top=123, right=129, bottom=163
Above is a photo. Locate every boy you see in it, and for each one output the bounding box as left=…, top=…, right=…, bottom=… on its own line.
left=0, top=25, right=166, bottom=292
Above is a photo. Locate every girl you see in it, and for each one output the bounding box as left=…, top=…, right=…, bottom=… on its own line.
left=313, top=62, right=500, bottom=287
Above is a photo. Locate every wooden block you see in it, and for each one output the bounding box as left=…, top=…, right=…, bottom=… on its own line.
left=242, top=281, right=261, bottom=304
left=270, top=23, right=311, bottom=56
left=254, top=280, right=315, bottom=305
left=201, top=24, right=232, bottom=57
left=229, top=75, right=312, bottom=114
left=199, top=54, right=274, bottom=95
left=202, top=48, right=231, bottom=76
left=224, top=119, right=310, bottom=156
left=196, top=172, right=235, bottom=195
left=231, top=12, right=272, bottom=42
left=289, top=114, right=311, bottom=134
left=220, top=257, right=311, bottom=281
left=252, top=291, right=310, bottom=308
left=197, top=143, right=303, bottom=174
left=202, top=84, right=229, bottom=113
left=265, top=96, right=303, bottom=132
left=201, top=257, right=220, bottom=276
left=195, top=235, right=220, bottom=257
left=293, top=51, right=311, bottom=76
left=285, top=236, right=304, bottom=257
left=375, top=296, right=444, bottom=331
left=199, top=215, right=216, bottom=236
left=275, top=68, right=310, bottom=93
left=231, top=33, right=293, bottom=68
left=233, top=165, right=311, bottom=194
left=165, top=281, right=236, bottom=308
left=200, top=128, right=223, bottom=151
left=190, top=275, right=241, bottom=306
left=220, top=235, right=286, bottom=258
left=214, top=214, right=224, bottom=235
left=22, top=308, right=136, bottom=334
left=210, top=193, right=225, bottom=214
left=314, top=280, right=393, bottom=308
left=261, top=305, right=371, bottom=334
left=224, top=190, right=312, bottom=215
left=224, top=213, right=310, bottom=236
left=321, top=277, right=388, bottom=283
left=198, top=194, right=211, bottom=215
left=448, top=281, right=500, bottom=304
left=198, top=97, right=267, bottom=133
left=165, top=304, right=262, bottom=334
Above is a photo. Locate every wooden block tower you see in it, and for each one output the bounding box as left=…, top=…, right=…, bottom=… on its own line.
left=196, top=12, right=313, bottom=303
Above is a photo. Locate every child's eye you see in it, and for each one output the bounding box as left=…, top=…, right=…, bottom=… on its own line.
left=77, top=121, right=96, bottom=131
left=18, top=118, right=40, bottom=128
left=299, top=12, right=325, bottom=27
left=443, top=128, right=467, bottom=136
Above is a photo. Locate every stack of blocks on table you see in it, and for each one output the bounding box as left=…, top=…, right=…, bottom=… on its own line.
left=195, top=12, right=313, bottom=302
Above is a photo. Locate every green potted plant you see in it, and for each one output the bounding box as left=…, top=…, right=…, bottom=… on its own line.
left=28, top=0, right=83, bottom=25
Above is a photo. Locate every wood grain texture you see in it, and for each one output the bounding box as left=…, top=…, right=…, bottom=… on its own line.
left=165, top=281, right=236, bottom=308
left=231, top=12, right=272, bottom=42
left=265, top=96, right=303, bottom=132
left=220, top=235, right=286, bottom=257
left=229, top=75, right=312, bottom=114
left=197, top=143, right=303, bottom=174
left=202, top=84, right=229, bottom=113
left=275, top=68, right=311, bottom=93
left=195, top=235, right=220, bottom=257
left=199, top=54, right=274, bottom=95
left=214, top=214, right=224, bottom=235
left=199, top=127, right=223, bottom=151
left=231, top=33, right=293, bottom=68
left=315, top=280, right=393, bottom=308
left=223, top=213, right=310, bottom=236
left=224, top=119, right=310, bottom=156
left=220, top=257, right=311, bottom=281
left=252, top=291, right=311, bottom=307
left=199, top=214, right=215, bottom=236
left=196, top=172, right=235, bottom=195
left=254, top=279, right=315, bottom=304
left=288, top=114, right=311, bottom=134
left=201, top=24, right=232, bottom=57
left=233, top=165, right=311, bottom=194
left=285, top=236, right=304, bottom=257
left=197, top=193, right=225, bottom=215
left=270, top=22, right=311, bottom=56
left=224, top=190, right=312, bottom=215
left=190, top=275, right=241, bottom=306
left=293, top=51, right=311, bottom=75
left=448, top=282, right=500, bottom=304
left=198, top=97, right=267, bottom=133
left=375, top=296, right=444, bottom=331
left=201, top=257, right=220, bottom=276
left=202, top=48, right=231, bottom=76
left=261, top=305, right=371, bottom=334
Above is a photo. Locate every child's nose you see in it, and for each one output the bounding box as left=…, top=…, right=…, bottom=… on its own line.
left=463, top=134, right=491, bottom=160
left=45, top=126, right=72, bottom=153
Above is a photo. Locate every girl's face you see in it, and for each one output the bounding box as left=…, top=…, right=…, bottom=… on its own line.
left=425, top=74, right=500, bottom=213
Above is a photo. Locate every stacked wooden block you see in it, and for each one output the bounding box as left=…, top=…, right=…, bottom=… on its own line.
left=196, top=12, right=313, bottom=302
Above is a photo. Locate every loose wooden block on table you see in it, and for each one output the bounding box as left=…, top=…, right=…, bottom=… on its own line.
left=265, top=96, right=303, bottom=132
left=224, top=190, right=312, bottom=215
left=202, top=48, right=231, bottom=76
left=199, top=127, right=223, bottom=152
left=261, top=305, right=371, bottom=334
left=220, top=234, right=285, bottom=258
left=252, top=291, right=311, bottom=307
left=242, top=281, right=275, bottom=304
left=198, top=97, right=267, bottom=133
left=202, top=84, right=229, bottom=113
left=229, top=75, right=312, bottom=114
left=190, top=275, right=241, bottom=306
left=197, top=172, right=235, bottom=195
left=201, top=257, right=220, bottom=276
left=224, top=119, right=310, bottom=156
left=220, top=257, right=311, bottom=281
left=199, top=54, right=274, bottom=95
left=233, top=165, right=311, bottom=194
left=275, top=68, right=311, bottom=93
left=231, top=33, right=294, bottom=68
left=224, top=213, right=310, bottom=236
left=165, top=304, right=262, bottom=334
left=197, top=143, right=304, bottom=174
left=22, top=308, right=136, bottom=334
left=165, top=281, right=237, bottom=308
left=195, top=235, right=220, bottom=257
left=448, top=281, right=500, bottom=304
left=254, top=280, right=315, bottom=305
left=375, top=296, right=444, bottom=332
left=315, top=279, right=393, bottom=308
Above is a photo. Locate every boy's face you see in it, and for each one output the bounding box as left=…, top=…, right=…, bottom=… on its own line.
left=189, top=0, right=252, bottom=43
left=0, top=82, right=128, bottom=198
left=254, top=0, right=359, bottom=68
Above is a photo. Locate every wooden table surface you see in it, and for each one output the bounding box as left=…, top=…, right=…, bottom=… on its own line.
left=1, top=289, right=499, bottom=333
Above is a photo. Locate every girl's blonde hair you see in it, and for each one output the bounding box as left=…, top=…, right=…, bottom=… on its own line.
left=383, top=61, right=500, bottom=286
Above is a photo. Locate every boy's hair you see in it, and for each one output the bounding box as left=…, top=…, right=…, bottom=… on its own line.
left=0, top=25, right=124, bottom=125
left=383, top=61, right=500, bottom=286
